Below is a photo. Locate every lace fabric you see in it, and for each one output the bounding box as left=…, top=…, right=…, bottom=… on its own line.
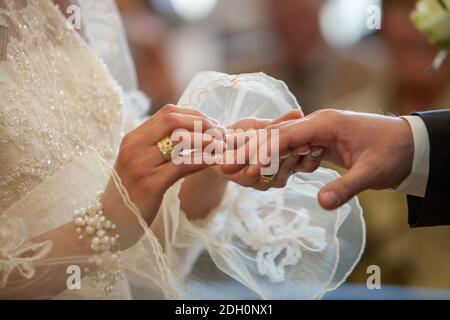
left=72, top=0, right=138, bottom=92
left=70, top=0, right=150, bottom=132
left=0, top=0, right=122, bottom=212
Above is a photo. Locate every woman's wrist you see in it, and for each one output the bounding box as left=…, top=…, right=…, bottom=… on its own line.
left=101, top=182, right=144, bottom=250
left=180, top=167, right=228, bottom=221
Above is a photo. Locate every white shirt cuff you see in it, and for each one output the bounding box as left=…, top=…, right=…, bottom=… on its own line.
left=395, top=116, right=430, bottom=197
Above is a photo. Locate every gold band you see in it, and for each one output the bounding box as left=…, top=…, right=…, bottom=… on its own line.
left=157, top=136, right=173, bottom=161
left=260, top=174, right=276, bottom=183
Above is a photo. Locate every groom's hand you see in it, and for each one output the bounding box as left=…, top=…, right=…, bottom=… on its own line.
left=276, top=109, right=415, bottom=210
left=214, top=109, right=304, bottom=190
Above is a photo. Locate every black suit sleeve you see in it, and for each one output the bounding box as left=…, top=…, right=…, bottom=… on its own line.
left=408, top=110, right=450, bottom=227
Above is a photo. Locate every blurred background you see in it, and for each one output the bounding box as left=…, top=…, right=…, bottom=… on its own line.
left=114, top=0, right=450, bottom=294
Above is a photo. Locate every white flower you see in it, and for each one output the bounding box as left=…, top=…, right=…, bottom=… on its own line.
left=411, top=0, right=450, bottom=48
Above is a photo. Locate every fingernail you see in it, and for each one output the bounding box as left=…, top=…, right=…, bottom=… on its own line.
left=280, top=153, right=291, bottom=160
left=321, top=191, right=339, bottom=208
left=311, top=149, right=323, bottom=158
left=295, top=150, right=310, bottom=156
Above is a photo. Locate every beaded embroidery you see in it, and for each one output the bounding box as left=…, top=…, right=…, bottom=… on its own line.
left=0, top=0, right=123, bottom=212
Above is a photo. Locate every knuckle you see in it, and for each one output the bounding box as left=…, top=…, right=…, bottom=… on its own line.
left=160, top=104, right=178, bottom=114
left=318, top=108, right=337, bottom=116
left=256, top=184, right=270, bottom=191
left=247, top=169, right=261, bottom=179
left=120, top=134, right=133, bottom=148
left=190, top=108, right=204, bottom=117
left=201, top=117, right=213, bottom=129
left=118, top=146, right=134, bottom=168
left=314, top=109, right=341, bottom=122
left=164, top=113, right=181, bottom=130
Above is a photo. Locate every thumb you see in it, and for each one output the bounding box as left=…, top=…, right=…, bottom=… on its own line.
left=318, top=163, right=369, bottom=210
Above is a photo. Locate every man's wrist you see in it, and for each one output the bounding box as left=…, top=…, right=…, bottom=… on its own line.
left=394, top=116, right=430, bottom=197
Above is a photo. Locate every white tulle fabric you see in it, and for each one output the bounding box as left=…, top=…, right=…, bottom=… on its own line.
left=0, top=0, right=365, bottom=299
left=162, top=72, right=366, bottom=299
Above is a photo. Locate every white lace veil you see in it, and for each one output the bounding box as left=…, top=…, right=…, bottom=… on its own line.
left=0, top=0, right=365, bottom=299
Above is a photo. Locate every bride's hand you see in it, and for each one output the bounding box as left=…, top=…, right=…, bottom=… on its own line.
left=215, top=109, right=304, bottom=190
left=102, top=104, right=223, bottom=245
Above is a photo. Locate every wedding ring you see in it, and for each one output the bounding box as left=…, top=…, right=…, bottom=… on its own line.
left=157, top=136, right=173, bottom=161
left=260, top=174, right=276, bottom=183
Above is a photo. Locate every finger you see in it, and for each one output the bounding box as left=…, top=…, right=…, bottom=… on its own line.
left=235, top=163, right=272, bottom=191
left=145, top=114, right=223, bottom=145
left=167, top=105, right=223, bottom=129
left=150, top=132, right=225, bottom=167
left=158, top=154, right=212, bottom=187
left=269, top=109, right=341, bottom=154
left=221, top=131, right=262, bottom=174
left=271, top=109, right=303, bottom=125
left=147, top=104, right=216, bottom=129
left=230, top=118, right=272, bottom=130
left=318, top=161, right=370, bottom=210
left=135, top=104, right=225, bottom=140
left=292, top=145, right=311, bottom=156
left=253, top=128, right=283, bottom=176
left=272, top=155, right=300, bottom=187
left=225, top=128, right=259, bottom=149
left=295, top=147, right=323, bottom=173
left=225, top=110, right=303, bottom=148
left=158, top=104, right=217, bottom=121
left=228, top=126, right=284, bottom=177
left=273, top=118, right=318, bottom=154
left=170, top=132, right=226, bottom=165
left=228, top=163, right=262, bottom=188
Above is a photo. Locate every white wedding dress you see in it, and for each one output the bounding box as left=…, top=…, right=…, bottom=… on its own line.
left=0, top=0, right=365, bottom=299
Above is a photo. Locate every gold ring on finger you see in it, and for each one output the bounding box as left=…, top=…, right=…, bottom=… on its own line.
left=157, top=136, right=173, bottom=162
left=260, top=174, right=276, bottom=183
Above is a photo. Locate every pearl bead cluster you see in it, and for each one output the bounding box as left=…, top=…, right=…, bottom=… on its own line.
left=74, top=196, right=119, bottom=252
left=85, top=252, right=124, bottom=297
left=73, top=194, right=123, bottom=296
